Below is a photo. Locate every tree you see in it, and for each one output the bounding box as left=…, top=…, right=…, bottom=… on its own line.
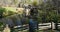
left=38, top=0, right=58, bottom=30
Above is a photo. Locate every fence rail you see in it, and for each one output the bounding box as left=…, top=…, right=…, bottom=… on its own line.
left=14, top=23, right=60, bottom=30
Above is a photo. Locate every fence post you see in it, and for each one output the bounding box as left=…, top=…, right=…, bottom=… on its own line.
left=51, top=22, right=55, bottom=30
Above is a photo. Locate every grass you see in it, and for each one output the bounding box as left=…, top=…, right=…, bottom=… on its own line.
left=3, top=7, right=16, bottom=12
left=4, top=7, right=24, bottom=14
left=2, top=7, right=24, bottom=17
left=38, top=29, right=60, bottom=32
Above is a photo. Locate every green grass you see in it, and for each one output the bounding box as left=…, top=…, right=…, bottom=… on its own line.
left=38, top=30, right=60, bottom=32
left=3, top=7, right=16, bottom=12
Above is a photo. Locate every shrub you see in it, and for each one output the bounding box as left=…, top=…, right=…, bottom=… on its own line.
left=0, top=7, right=6, bottom=18
left=0, top=22, right=4, bottom=31
left=8, top=11, right=15, bottom=16
left=31, top=0, right=38, bottom=6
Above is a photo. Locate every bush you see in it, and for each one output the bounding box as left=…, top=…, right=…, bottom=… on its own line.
left=0, top=7, right=6, bottom=18
left=8, top=11, right=15, bottom=16
left=31, top=0, right=38, bottom=6
left=0, top=22, right=4, bottom=31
